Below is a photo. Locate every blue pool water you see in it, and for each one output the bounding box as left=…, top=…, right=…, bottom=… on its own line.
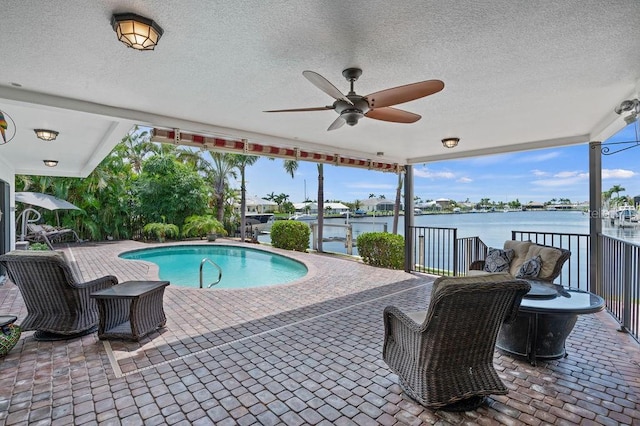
left=120, top=245, right=307, bottom=289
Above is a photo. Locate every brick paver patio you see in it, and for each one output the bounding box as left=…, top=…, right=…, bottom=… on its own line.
left=1, top=240, right=639, bottom=425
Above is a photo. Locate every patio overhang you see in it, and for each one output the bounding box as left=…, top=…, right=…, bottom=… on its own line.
left=0, top=1, right=638, bottom=179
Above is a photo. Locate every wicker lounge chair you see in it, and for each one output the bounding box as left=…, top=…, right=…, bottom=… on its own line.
left=0, top=250, right=117, bottom=340
left=383, top=274, right=531, bottom=411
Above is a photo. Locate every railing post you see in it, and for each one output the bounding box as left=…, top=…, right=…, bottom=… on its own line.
left=453, top=228, right=458, bottom=276
left=346, top=225, right=352, bottom=256
left=418, top=234, right=424, bottom=271
left=621, top=242, right=632, bottom=332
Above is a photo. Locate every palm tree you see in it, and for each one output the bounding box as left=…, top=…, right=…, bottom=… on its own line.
left=117, top=127, right=158, bottom=174
left=231, top=154, right=259, bottom=241
left=207, top=152, right=238, bottom=223
left=392, top=172, right=403, bottom=234
left=608, top=184, right=626, bottom=206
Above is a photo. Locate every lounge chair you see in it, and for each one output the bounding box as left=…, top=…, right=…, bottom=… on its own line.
left=0, top=251, right=117, bottom=340
left=25, top=223, right=82, bottom=249
left=382, top=274, right=531, bottom=411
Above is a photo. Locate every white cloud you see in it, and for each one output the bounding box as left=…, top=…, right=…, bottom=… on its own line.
left=515, top=151, right=561, bottom=163
left=602, top=168, right=636, bottom=179
left=553, top=171, right=586, bottom=179
left=457, top=177, right=473, bottom=183
left=414, top=168, right=456, bottom=179
left=347, top=182, right=395, bottom=190
left=531, top=169, right=548, bottom=177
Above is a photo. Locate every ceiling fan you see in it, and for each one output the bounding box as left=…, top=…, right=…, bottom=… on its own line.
left=264, top=68, right=444, bottom=131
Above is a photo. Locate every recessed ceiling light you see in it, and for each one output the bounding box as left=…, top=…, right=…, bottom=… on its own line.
left=43, top=160, right=58, bottom=167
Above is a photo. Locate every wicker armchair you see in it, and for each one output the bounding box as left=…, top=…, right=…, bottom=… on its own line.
left=0, top=251, right=117, bottom=340
left=383, top=274, right=531, bottom=411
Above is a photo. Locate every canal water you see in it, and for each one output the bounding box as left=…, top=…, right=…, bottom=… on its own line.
left=260, top=210, right=640, bottom=255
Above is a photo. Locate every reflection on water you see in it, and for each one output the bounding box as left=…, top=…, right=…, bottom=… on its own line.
left=260, top=211, right=640, bottom=255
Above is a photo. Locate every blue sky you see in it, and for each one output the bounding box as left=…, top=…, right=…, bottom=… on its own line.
left=237, top=123, right=640, bottom=204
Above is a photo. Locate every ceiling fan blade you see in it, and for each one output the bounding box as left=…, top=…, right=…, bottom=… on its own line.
left=366, top=79, right=444, bottom=109
left=327, top=116, right=346, bottom=131
left=264, top=106, right=334, bottom=113
left=365, top=107, right=421, bottom=123
left=303, top=71, right=353, bottom=105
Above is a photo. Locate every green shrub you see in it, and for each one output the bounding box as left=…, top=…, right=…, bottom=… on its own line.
left=357, top=232, right=404, bottom=269
left=28, top=242, right=50, bottom=251
left=271, top=220, right=310, bottom=252
left=143, top=222, right=180, bottom=242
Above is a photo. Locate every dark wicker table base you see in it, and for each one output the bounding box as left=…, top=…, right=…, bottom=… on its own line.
left=91, top=281, right=169, bottom=341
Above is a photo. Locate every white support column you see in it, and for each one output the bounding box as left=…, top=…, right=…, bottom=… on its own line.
left=588, top=141, right=602, bottom=294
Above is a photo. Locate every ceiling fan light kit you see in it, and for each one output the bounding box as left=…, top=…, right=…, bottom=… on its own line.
left=265, top=68, right=444, bottom=131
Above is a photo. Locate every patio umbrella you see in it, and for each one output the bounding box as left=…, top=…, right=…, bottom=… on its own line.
left=15, top=192, right=81, bottom=238
left=15, top=192, right=80, bottom=211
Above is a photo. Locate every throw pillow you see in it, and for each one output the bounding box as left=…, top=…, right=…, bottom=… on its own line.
left=483, top=248, right=514, bottom=273
left=516, top=255, right=542, bottom=278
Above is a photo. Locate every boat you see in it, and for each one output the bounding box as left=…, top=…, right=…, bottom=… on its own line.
left=289, top=213, right=317, bottom=222
left=243, top=213, right=275, bottom=233
left=608, top=205, right=638, bottom=227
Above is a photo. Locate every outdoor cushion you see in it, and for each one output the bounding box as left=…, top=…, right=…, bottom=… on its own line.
left=524, top=245, right=564, bottom=281
left=504, top=240, right=532, bottom=276
left=516, top=255, right=542, bottom=279
left=483, top=248, right=514, bottom=273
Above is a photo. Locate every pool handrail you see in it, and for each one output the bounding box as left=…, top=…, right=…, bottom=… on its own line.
left=200, top=258, right=222, bottom=288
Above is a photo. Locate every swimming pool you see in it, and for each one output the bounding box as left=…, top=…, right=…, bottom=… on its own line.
left=120, top=245, right=308, bottom=289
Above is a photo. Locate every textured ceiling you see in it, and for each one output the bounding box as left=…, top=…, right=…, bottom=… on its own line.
left=0, top=0, right=639, bottom=176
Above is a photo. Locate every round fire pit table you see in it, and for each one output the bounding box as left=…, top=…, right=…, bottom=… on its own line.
left=496, top=281, right=605, bottom=365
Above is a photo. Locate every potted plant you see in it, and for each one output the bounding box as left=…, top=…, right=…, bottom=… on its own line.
left=182, top=215, right=227, bottom=241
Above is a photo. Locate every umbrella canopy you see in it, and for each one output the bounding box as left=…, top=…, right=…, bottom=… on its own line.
left=15, top=192, right=80, bottom=211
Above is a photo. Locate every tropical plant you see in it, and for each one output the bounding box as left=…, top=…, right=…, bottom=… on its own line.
left=143, top=221, right=180, bottom=242
left=134, top=155, right=209, bottom=227
left=182, top=215, right=227, bottom=239
left=28, top=242, right=50, bottom=251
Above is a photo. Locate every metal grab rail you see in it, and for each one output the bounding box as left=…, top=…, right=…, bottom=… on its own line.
left=200, top=258, right=222, bottom=288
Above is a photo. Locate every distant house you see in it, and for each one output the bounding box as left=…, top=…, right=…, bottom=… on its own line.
left=239, top=196, right=277, bottom=213
left=360, top=198, right=400, bottom=212
left=293, top=202, right=317, bottom=214
left=435, top=198, right=452, bottom=208
left=416, top=201, right=441, bottom=211
left=293, top=202, right=350, bottom=215
left=524, top=202, right=545, bottom=210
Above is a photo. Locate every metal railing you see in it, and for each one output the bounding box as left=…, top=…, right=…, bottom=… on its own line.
left=600, top=234, right=640, bottom=341
left=200, top=258, right=222, bottom=288
left=511, top=230, right=590, bottom=290
left=409, top=226, right=458, bottom=276
left=408, top=227, right=640, bottom=343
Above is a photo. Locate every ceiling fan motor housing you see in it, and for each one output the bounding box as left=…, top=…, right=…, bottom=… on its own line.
left=334, top=96, right=370, bottom=125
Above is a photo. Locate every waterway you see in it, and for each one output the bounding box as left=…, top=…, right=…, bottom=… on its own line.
left=260, top=210, right=640, bottom=255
